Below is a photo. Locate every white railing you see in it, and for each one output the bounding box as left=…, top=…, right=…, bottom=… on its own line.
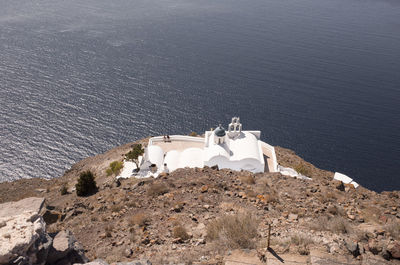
left=149, top=135, right=205, bottom=145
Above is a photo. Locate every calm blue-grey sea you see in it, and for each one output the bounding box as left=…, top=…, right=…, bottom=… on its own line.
left=0, top=0, right=399, bottom=191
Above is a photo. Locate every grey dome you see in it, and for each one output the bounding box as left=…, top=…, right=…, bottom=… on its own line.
left=214, top=126, right=226, bottom=137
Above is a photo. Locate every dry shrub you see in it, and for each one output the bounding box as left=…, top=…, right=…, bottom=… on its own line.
left=206, top=212, right=258, bottom=249
left=319, top=192, right=337, bottom=203
left=129, top=230, right=137, bottom=243
left=147, top=183, right=169, bottom=197
left=361, top=206, right=382, bottom=223
left=290, top=234, right=314, bottom=255
left=245, top=189, right=257, bottom=198
left=105, top=224, right=113, bottom=237
left=270, top=233, right=314, bottom=255
left=385, top=221, right=400, bottom=240
left=328, top=217, right=352, bottom=234
left=264, top=191, right=279, bottom=203
left=111, top=204, right=122, bottom=212
left=240, top=175, right=256, bottom=185
left=173, top=225, right=190, bottom=240
left=129, top=213, right=149, bottom=227
left=327, top=205, right=346, bottom=216
left=309, top=216, right=352, bottom=234
left=127, top=201, right=138, bottom=208
left=356, top=230, right=369, bottom=243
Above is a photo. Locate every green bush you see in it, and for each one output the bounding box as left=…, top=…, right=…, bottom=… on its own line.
left=106, top=160, right=124, bottom=176
left=294, top=163, right=311, bottom=177
left=76, top=170, right=98, bottom=196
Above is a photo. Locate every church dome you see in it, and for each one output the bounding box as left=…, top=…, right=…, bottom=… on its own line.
left=214, top=125, right=226, bottom=137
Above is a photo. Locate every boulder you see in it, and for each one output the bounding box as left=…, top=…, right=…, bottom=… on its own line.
left=47, top=230, right=88, bottom=264
left=0, top=197, right=45, bottom=218
left=0, top=197, right=50, bottom=265
left=43, top=209, right=61, bottom=225
left=368, top=239, right=383, bottom=255
left=388, top=241, right=400, bottom=259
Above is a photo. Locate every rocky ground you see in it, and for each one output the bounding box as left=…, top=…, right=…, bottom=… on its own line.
left=1, top=139, right=400, bottom=265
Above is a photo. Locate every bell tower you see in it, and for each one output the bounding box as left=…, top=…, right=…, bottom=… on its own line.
left=227, top=117, right=242, bottom=139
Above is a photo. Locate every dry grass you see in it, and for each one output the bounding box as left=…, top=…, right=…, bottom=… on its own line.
left=360, top=206, right=382, bottom=223
left=172, top=225, right=190, bottom=240
left=147, top=183, right=169, bottom=197
left=309, top=216, right=352, bottom=234
left=270, top=233, right=314, bottom=255
left=129, top=230, right=137, bottom=243
left=319, top=192, right=338, bottom=203
left=384, top=221, right=400, bottom=240
left=126, top=201, right=138, bottom=208
left=111, top=204, right=122, bottom=212
left=206, top=212, right=259, bottom=249
left=327, top=205, right=346, bottom=216
left=290, top=234, right=314, bottom=255
left=239, top=175, right=256, bottom=185
left=105, top=224, right=113, bottom=237
left=245, top=189, right=257, bottom=198
left=129, top=213, right=149, bottom=227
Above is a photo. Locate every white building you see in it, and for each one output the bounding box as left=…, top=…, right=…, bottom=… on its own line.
left=116, top=117, right=357, bottom=188
left=128, top=117, right=278, bottom=178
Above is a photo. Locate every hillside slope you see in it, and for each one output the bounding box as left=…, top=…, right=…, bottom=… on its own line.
left=1, top=140, right=399, bottom=264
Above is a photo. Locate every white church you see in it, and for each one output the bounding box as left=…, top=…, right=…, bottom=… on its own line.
left=117, top=117, right=358, bottom=187
left=118, top=117, right=279, bottom=179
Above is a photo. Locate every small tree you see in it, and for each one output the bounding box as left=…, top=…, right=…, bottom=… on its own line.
left=76, top=170, right=98, bottom=196
left=125, top=144, right=144, bottom=169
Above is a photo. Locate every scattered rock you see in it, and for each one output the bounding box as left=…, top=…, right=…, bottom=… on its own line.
left=336, top=182, right=345, bottom=192
left=345, top=239, right=360, bottom=257
left=288, top=213, right=298, bottom=221
left=115, top=259, right=152, bottom=265
left=368, top=239, right=383, bottom=255
left=210, top=165, right=219, bottom=170
left=78, top=259, right=109, bottom=265
left=388, top=241, right=400, bottom=259
left=124, top=248, right=133, bottom=258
